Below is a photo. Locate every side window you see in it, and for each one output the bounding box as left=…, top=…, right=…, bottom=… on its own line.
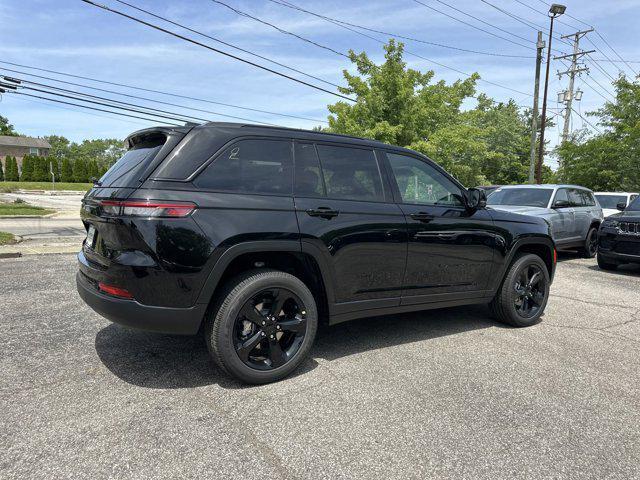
left=316, top=145, right=384, bottom=202
left=553, top=188, right=570, bottom=207
left=194, top=139, right=292, bottom=195
left=385, top=152, right=463, bottom=206
left=568, top=189, right=586, bottom=207
left=294, top=143, right=324, bottom=197
left=584, top=191, right=596, bottom=207
left=630, top=195, right=638, bottom=204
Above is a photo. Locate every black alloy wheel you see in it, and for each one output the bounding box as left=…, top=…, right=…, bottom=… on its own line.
left=513, top=264, right=547, bottom=319
left=490, top=253, right=551, bottom=327
left=234, top=288, right=307, bottom=370
left=206, top=269, right=318, bottom=384
left=583, top=227, right=598, bottom=258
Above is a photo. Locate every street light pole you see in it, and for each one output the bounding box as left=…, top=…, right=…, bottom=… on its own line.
left=536, top=4, right=566, bottom=184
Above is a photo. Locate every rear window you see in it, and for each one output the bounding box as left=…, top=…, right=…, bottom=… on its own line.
left=488, top=188, right=553, bottom=208
left=194, top=139, right=293, bottom=195
left=99, top=135, right=166, bottom=187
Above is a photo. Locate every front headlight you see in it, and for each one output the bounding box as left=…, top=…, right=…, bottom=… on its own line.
left=602, top=219, right=620, bottom=229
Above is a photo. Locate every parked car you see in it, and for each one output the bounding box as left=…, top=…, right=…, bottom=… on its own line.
left=487, top=184, right=603, bottom=257
left=594, top=192, right=639, bottom=217
left=597, top=195, right=640, bottom=270
left=77, top=123, right=556, bottom=384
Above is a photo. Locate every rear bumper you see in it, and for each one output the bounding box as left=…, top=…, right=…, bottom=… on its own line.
left=76, top=264, right=206, bottom=336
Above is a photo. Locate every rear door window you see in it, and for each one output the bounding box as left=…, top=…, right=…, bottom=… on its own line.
left=99, top=136, right=165, bottom=187
left=294, top=143, right=324, bottom=197
left=194, top=139, right=293, bottom=195
left=316, top=145, right=384, bottom=202
left=568, top=189, right=587, bottom=207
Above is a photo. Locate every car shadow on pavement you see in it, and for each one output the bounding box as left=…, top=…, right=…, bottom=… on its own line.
left=95, top=304, right=499, bottom=390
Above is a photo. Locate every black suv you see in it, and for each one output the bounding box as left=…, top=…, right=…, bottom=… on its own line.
left=597, top=196, right=640, bottom=270
left=77, top=123, right=556, bottom=384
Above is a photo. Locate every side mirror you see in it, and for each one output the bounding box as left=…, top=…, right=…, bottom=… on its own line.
left=552, top=200, right=570, bottom=209
left=616, top=202, right=626, bottom=211
left=465, top=188, right=487, bottom=212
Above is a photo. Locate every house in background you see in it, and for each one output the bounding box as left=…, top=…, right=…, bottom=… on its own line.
left=0, top=135, right=51, bottom=174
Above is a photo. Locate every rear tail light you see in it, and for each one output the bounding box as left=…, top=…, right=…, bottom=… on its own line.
left=98, top=282, right=134, bottom=299
left=99, top=200, right=196, bottom=218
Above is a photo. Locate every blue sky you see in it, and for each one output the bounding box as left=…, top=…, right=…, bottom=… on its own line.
left=1, top=0, right=639, bottom=167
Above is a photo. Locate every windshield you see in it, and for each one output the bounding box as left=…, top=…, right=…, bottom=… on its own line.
left=99, top=136, right=165, bottom=187
left=487, top=188, right=553, bottom=208
left=595, top=194, right=628, bottom=209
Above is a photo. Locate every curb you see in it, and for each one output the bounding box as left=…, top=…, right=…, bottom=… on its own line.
left=0, top=213, right=58, bottom=219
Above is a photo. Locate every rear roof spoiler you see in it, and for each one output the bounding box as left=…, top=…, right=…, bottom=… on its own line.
left=124, top=125, right=194, bottom=149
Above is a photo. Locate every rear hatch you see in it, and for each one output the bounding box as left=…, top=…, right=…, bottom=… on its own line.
left=80, top=126, right=190, bottom=266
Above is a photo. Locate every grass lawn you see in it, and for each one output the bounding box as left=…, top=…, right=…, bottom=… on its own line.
left=0, top=181, right=93, bottom=193
left=0, top=201, right=55, bottom=217
left=0, top=231, right=17, bottom=245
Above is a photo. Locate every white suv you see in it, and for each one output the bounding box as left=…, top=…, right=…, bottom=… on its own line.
left=594, top=192, right=639, bottom=217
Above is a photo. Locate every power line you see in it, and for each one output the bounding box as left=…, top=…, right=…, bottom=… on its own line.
left=3, top=78, right=206, bottom=125
left=227, top=0, right=535, bottom=59
left=409, top=0, right=534, bottom=49
left=570, top=106, right=602, bottom=134
left=0, top=59, right=328, bottom=124
left=595, top=30, right=638, bottom=76
left=111, top=0, right=344, bottom=91
left=80, top=0, right=356, bottom=102
left=0, top=66, right=283, bottom=126
left=9, top=92, right=182, bottom=126
left=209, top=0, right=348, bottom=58
left=5, top=93, right=153, bottom=127
left=269, top=0, right=532, bottom=97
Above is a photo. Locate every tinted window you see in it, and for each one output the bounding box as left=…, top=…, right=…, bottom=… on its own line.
left=294, top=143, right=324, bottom=197
left=316, top=145, right=384, bottom=202
left=100, top=136, right=165, bottom=187
left=568, top=189, right=586, bottom=207
left=386, top=153, right=463, bottom=206
left=488, top=188, right=553, bottom=208
left=194, top=139, right=292, bottom=195
left=595, top=194, right=628, bottom=209
left=552, top=188, right=569, bottom=207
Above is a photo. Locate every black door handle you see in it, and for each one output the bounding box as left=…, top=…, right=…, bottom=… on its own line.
left=306, top=207, right=339, bottom=219
left=409, top=212, right=434, bottom=222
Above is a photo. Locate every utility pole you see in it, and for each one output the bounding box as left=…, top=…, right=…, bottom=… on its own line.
left=554, top=29, right=594, bottom=145
left=529, top=32, right=545, bottom=184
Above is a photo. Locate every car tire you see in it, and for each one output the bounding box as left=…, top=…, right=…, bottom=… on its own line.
left=597, top=253, right=618, bottom=271
left=490, top=253, right=551, bottom=328
left=580, top=227, right=599, bottom=258
left=205, top=269, right=318, bottom=384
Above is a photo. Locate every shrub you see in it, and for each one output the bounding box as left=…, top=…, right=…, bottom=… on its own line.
left=73, top=158, right=89, bottom=183
left=5, top=156, right=19, bottom=181
left=0, top=159, right=4, bottom=181
left=61, top=158, right=73, bottom=182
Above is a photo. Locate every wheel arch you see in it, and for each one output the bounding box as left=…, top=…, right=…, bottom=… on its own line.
left=196, top=241, right=333, bottom=324
left=502, top=236, right=556, bottom=282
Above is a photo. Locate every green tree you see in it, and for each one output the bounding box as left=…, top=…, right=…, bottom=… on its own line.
left=0, top=158, right=4, bottom=181
left=20, top=155, right=34, bottom=181
left=45, top=135, right=71, bottom=160
left=34, top=156, right=50, bottom=181
left=73, top=158, right=89, bottom=183
left=61, top=158, right=74, bottom=182
left=0, top=115, right=19, bottom=136
left=87, top=159, right=99, bottom=181
left=326, top=40, right=547, bottom=186
left=558, top=76, right=640, bottom=190
left=6, top=156, right=19, bottom=181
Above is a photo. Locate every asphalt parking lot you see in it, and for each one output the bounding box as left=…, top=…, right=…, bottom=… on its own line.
left=2, top=254, right=639, bottom=479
